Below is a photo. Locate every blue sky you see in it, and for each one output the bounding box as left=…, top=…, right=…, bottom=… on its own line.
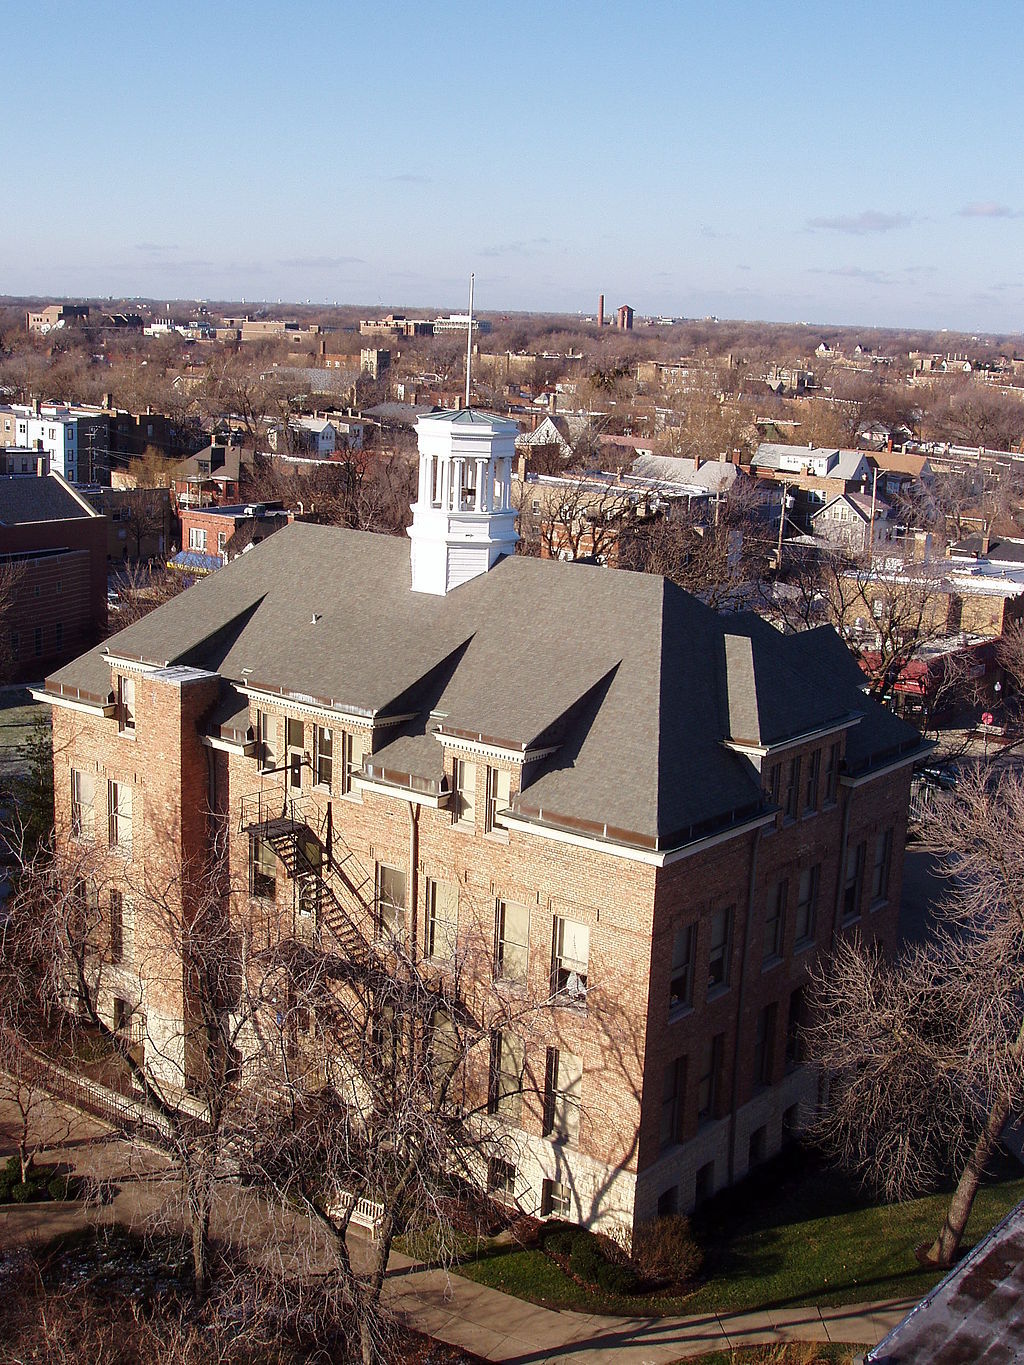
left=4, top=0, right=1023, bottom=332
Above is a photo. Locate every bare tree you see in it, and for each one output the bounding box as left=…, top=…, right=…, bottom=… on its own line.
left=619, top=481, right=774, bottom=610
left=808, top=764, right=1024, bottom=1266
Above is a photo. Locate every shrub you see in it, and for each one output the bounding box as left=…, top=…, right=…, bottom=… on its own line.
left=594, top=1259, right=640, bottom=1295
left=4, top=1155, right=21, bottom=1180
left=539, top=1222, right=576, bottom=1257
left=568, top=1231, right=603, bottom=1282
left=10, top=1182, right=36, bottom=1203
left=48, top=1175, right=75, bottom=1201
left=633, top=1214, right=704, bottom=1286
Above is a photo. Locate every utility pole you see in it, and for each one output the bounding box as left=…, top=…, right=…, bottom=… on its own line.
left=775, top=480, right=789, bottom=573
left=868, top=465, right=879, bottom=566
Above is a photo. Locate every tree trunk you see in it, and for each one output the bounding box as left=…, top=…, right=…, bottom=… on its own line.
left=18, top=1137, right=30, bottom=1183
left=187, top=1170, right=213, bottom=1299
left=927, top=1093, right=1010, bottom=1267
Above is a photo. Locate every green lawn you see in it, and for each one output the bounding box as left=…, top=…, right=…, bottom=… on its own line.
left=454, top=1160, right=1024, bottom=1318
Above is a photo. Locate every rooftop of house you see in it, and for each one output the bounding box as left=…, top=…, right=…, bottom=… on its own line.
left=752, top=443, right=869, bottom=482
left=868, top=1198, right=1024, bottom=1364
left=0, top=472, right=99, bottom=526
left=811, top=491, right=892, bottom=522
left=46, top=521, right=923, bottom=856
left=949, top=534, right=1024, bottom=564
left=632, top=454, right=746, bottom=495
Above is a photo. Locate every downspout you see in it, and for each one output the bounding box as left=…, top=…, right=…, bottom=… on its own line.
left=407, top=801, right=420, bottom=965
left=727, top=826, right=761, bottom=1185
left=820, top=779, right=854, bottom=1115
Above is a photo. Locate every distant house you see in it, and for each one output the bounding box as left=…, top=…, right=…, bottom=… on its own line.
left=0, top=472, right=107, bottom=680
left=179, top=502, right=296, bottom=567
left=749, top=442, right=872, bottom=533
left=810, top=491, right=894, bottom=556
left=169, top=441, right=250, bottom=510
left=516, top=414, right=592, bottom=462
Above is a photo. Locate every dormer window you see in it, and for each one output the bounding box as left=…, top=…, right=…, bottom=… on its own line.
left=117, top=676, right=136, bottom=735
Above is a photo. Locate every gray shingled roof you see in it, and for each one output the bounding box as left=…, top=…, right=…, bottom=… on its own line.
left=0, top=475, right=96, bottom=526
left=47, top=522, right=923, bottom=851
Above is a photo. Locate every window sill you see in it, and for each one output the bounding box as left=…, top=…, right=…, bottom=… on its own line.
left=706, top=983, right=730, bottom=1003
left=794, top=936, right=816, bottom=956
left=668, top=1002, right=694, bottom=1023
left=117, top=730, right=137, bottom=742
left=550, top=992, right=588, bottom=1013
left=870, top=896, right=889, bottom=912
left=484, top=828, right=510, bottom=846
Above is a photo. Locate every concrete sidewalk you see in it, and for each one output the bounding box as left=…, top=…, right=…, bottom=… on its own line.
left=0, top=1096, right=907, bottom=1362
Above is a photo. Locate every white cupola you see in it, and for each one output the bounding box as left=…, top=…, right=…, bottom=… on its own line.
left=408, top=408, right=519, bottom=595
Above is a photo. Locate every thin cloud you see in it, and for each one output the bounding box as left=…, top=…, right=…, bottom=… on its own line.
left=135, top=242, right=179, bottom=253
left=807, top=210, right=911, bottom=235
left=809, top=265, right=891, bottom=286
left=277, top=256, right=366, bottom=269
left=479, top=239, right=552, bottom=258
left=386, top=172, right=432, bottom=185
left=959, top=201, right=1020, bottom=219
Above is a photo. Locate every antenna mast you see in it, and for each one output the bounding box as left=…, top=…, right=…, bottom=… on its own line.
left=464, top=272, right=475, bottom=410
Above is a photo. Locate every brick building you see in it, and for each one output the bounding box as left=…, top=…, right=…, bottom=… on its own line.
left=38, top=410, right=926, bottom=1239
left=0, top=472, right=107, bottom=680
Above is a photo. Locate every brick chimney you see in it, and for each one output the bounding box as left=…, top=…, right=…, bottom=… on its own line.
left=597, top=294, right=604, bottom=329
left=982, top=522, right=991, bottom=555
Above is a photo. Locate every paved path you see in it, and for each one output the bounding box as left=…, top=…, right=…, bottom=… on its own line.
left=0, top=1096, right=910, bottom=1362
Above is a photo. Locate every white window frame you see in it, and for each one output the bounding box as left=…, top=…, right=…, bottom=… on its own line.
left=669, top=923, right=695, bottom=1015
left=107, top=779, right=132, bottom=854
left=452, top=757, right=475, bottom=826
left=71, top=768, right=94, bottom=840
left=551, top=916, right=589, bottom=1004
left=494, top=898, right=530, bottom=985
left=425, top=878, right=458, bottom=963
left=376, top=863, right=407, bottom=940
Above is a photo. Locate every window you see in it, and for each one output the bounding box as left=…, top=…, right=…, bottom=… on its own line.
left=257, top=710, right=278, bottom=772
left=117, top=675, right=136, bottom=735
left=339, top=731, right=355, bottom=795
left=544, top=1047, right=582, bottom=1144
left=872, top=828, right=893, bottom=905
left=70, top=768, right=94, bottom=840
left=376, top=863, right=406, bottom=939
left=110, top=890, right=124, bottom=964
left=697, top=1033, right=724, bottom=1124
left=286, top=717, right=304, bottom=790
left=795, top=865, right=819, bottom=946
left=487, top=1157, right=516, bottom=1198
left=495, top=899, right=529, bottom=984
left=189, top=526, right=207, bottom=550
left=425, top=878, right=458, bottom=962
left=803, top=750, right=820, bottom=813
left=763, top=880, right=787, bottom=964
left=708, top=906, right=732, bottom=991
left=452, top=758, right=476, bottom=825
left=542, top=1178, right=571, bottom=1218
left=217, top=531, right=227, bottom=553
left=660, top=1056, right=686, bottom=1150
left=748, top=1125, right=767, bottom=1168
left=786, top=987, right=806, bottom=1067
left=824, top=742, right=841, bottom=803
left=34, top=625, right=42, bottom=656
left=484, top=765, right=511, bottom=833
left=843, top=841, right=865, bottom=922
left=249, top=835, right=276, bottom=900
left=551, top=916, right=589, bottom=1002
left=54, top=621, right=63, bottom=651
left=657, top=1186, right=678, bottom=1217
left=766, top=763, right=781, bottom=811
left=669, top=924, right=696, bottom=1015
left=313, top=725, right=333, bottom=788
left=429, top=1008, right=458, bottom=1101
left=107, top=780, right=132, bottom=853
left=489, top=1030, right=524, bottom=1119
left=9, top=630, right=18, bottom=661
left=784, top=757, right=801, bottom=821
left=694, top=1160, right=715, bottom=1206
left=753, top=1003, right=777, bottom=1088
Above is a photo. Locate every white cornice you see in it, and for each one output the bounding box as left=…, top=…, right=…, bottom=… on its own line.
left=31, top=688, right=114, bottom=719
left=500, top=809, right=776, bottom=867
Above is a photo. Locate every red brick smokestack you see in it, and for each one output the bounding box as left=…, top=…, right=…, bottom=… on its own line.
left=597, top=294, right=604, bottom=328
